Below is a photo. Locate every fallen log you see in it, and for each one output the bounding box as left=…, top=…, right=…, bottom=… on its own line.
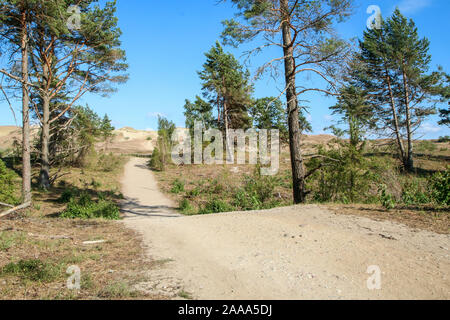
left=0, top=202, right=14, bottom=208
left=0, top=202, right=31, bottom=218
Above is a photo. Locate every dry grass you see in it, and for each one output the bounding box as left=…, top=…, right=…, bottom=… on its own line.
left=0, top=154, right=167, bottom=300
left=325, top=204, right=449, bottom=235
left=0, top=218, right=164, bottom=299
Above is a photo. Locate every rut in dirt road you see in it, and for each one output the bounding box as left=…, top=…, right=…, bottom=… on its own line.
left=121, top=158, right=450, bottom=300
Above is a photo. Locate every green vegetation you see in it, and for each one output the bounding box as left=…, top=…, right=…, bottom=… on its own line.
left=0, top=159, right=19, bottom=205
left=199, top=199, right=234, bottom=215
left=429, top=168, right=450, bottom=206
left=148, top=117, right=176, bottom=171
left=171, top=179, right=185, bottom=194
left=1, top=259, right=62, bottom=283
left=0, top=231, right=25, bottom=251
left=96, top=153, right=125, bottom=173
left=60, top=192, right=120, bottom=220
left=98, top=281, right=139, bottom=299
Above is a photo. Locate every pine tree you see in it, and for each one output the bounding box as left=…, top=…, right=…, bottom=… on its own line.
left=183, top=96, right=215, bottom=131
left=198, top=42, right=253, bottom=135
left=250, top=97, right=288, bottom=139
left=221, top=0, right=353, bottom=203
left=25, top=0, right=128, bottom=188
left=358, top=9, right=446, bottom=172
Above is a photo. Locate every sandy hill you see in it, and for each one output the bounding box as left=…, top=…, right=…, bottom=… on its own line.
left=0, top=125, right=337, bottom=155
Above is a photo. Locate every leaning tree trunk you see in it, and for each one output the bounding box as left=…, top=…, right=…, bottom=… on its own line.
left=384, top=68, right=407, bottom=166
left=20, top=10, right=32, bottom=203
left=280, top=0, right=307, bottom=204
left=402, top=66, right=414, bottom=172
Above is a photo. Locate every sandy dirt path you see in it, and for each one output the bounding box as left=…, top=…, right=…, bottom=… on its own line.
left=122, top=158, right=450, bottom=300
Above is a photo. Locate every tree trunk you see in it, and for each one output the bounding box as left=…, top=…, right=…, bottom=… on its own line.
left=39, top=63, right=51, bottom=190
left=384, top=68, right=407, bottom=165
left=280, top=0, right=306, bottom=204
left=402, top=65, right=414, bottom=172
left=223, top=98, right=233, bottom=163
left=20, top=10, right=32, bottom=203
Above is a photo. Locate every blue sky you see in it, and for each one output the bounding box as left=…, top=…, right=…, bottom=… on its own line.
left=0, top=0, right=449, bottom=138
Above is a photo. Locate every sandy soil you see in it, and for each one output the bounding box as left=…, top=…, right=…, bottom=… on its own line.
left=120, top=158, right=450, bottom=300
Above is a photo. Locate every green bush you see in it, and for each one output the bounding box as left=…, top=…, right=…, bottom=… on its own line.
left=58, top=188, right=79, bottom=203
left=401, top=180, right=430, bottom=205
left=60, top=193, right=120, bottom=220
left=243, top=173, right=276, bottom=204
left=179, top=199, right=195, bottom=215
left=0, top=159, right=19, bottom=205
left=148, top=148, right=164, bottom=171
left=307, top=144, right=377, bottom=204
left=199, top=199, right=233, bottom=214
left=233, top=189, right=262, bottom=211
left=437, top=136, right=450, bottom=143
left=1, top=259, right=61, bottom=282
left=428, top=168, right=449, bottom=205
left=231, top=168, right=277, bottom=211
left=379, top=184, right=396, bottom=210
left=170, top=179, right=185, bottom=194
left=186, top=187, right=201, bottom=198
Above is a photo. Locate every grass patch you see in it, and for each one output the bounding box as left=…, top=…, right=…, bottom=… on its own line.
left=178, top=290, right=193, bottom=300
left=60, top=198, right=120, bottom=220
left=1, top=259, right=62, bottom=283
left=199, top=198, right=234, bottom=214
left=170, top=179, right=185, bottom=194
left=0, top=231, right=25, bottom=251
left=98, top=281, right=139, bottom=299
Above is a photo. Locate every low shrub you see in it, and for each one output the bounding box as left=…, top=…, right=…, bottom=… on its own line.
left=379, top=184, right=396, bottom=210
left=186, top=187, right=201, bottom=198
left=0, top=159, right=19, bottom=205
left=179, top=199, right=195, bottom=215
left=1, top=259, right=61, bottom=282
left=170, top=179, right=185, bottom=194
left=97, top=153, right=123, bottom=172
left=233, top=189, right=262, bottom=211
left=60, top=193, right=120, bottom=220
left=58, top=188, right=79, bottom=203
left=428, top=168, right=449, bottom=206
left=148, top=148, right=164, bottom=171
left=401, top=179, right=430, bottom=205
left=199, top=198, right=234, bottom=214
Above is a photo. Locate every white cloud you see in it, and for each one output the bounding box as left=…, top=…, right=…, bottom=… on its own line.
left=145, top=128, right=155, bottom=132
left=397, top=0, right=432, bottom=14
left=323, top=114, right=333, bottom=122
left=420, top=122, right=441, bottom=134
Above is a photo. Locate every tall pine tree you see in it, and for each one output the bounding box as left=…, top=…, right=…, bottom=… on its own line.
left=358, top=9, right=446, bottom=171
left=221, top=0, right=353, bottom=203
